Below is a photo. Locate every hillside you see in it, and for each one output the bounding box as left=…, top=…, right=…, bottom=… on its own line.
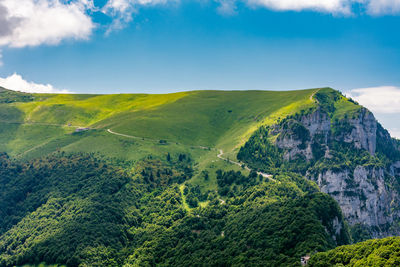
left=309, top=236, right=400, bottom=266
left=0, top=88, right=317, bottom=155
left=0, top=88, right=317, bottom=189
left=0, top=87, right=399, bottom=266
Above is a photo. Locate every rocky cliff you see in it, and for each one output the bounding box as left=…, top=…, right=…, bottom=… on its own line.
left=239, top=88, right=400, bottom=239
left=273, top=90, right=400, bottom=238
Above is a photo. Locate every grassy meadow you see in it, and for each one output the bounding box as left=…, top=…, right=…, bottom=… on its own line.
left=0, top=88, right=321, bottom=190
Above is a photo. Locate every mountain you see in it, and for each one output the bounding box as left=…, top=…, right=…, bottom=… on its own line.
left=237, top=88, right=400, bottom=240
left=0, top=87, right=399, bottom=266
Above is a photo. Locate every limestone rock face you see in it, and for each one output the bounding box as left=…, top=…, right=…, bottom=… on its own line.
left=273, top=108, right=331, bottom=161
left=272, top=106, right=400, bottom=237
left=313, top=167, right=400, bottom=237
left=337, top=109, right=377, bottom=155
left=391, top=161, right=400, bottom=177
left=274, top=107, right=378, bottom=160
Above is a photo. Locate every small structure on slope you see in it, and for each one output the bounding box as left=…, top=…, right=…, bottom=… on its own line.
left=301, top=255, right=310, bottom=266
left=75, top=127, right=90, bottom=133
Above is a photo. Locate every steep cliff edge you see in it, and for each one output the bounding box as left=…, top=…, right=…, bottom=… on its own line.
left=238, top=88, right=400, bottom=240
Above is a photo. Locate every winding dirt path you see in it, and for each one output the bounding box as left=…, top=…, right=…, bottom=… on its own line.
left=106, top=128, right=276, bottom=182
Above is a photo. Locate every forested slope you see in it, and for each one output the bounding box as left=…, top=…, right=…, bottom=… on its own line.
left=0, top=152, right=348, bottom=266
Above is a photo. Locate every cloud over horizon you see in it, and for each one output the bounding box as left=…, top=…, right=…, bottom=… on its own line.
left=0, top=73, right=72, bottom=94
left=348, top=86, right=400, bottom=114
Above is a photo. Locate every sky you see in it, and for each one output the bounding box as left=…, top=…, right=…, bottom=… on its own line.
left=0, top=0, right=399, bottom=137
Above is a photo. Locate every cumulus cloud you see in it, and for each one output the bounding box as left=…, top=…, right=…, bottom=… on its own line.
left=0, top=73, right=72, bottom=93
left=0, top=0, right=95, bottom=48
left=347, top=86, right=400, bottom=114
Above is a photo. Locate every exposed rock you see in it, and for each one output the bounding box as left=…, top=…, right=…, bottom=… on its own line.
left=390, top=161, right=400, bottom=177
left=271, top=105, right=400, bottom=237
left=337, top=108, right=377, bottom=155
left=273, top=107, right=377, bottom=161
left=311, top=166, right=400, bottom=237
left=273, top=108, right=330, bottom=161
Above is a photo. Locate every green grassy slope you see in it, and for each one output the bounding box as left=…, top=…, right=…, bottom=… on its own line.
left=0, top=89, right=318, bottom=160
left=0, top=88, right=321, bottom=192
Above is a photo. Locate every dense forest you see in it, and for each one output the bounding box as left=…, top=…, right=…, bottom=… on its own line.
left=0, top=152, right=349, bottom=266
left=309, top=236, right=400, bottom=266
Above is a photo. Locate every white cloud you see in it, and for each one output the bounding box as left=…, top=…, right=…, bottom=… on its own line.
left=245, top=0, right=354, bottom=14
left=0, top=73, right=72, bottom=93
left=347, top=86, right=400, bottom=114
left=215, top=0, right=400, bottom=15
left=0, top=0, right=95, bottom=48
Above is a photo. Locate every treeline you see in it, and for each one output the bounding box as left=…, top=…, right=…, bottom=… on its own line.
left=309, top=236, right=400, bottom=266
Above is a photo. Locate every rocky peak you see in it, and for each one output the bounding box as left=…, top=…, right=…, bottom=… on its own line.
left=242, top=88, right=400, bottom=239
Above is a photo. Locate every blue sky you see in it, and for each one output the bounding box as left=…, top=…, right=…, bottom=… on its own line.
left=0, top=0, right=399, bottom=136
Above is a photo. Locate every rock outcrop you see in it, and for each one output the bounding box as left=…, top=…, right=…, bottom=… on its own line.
left=336, top=108, right=377, bottom=155
left=314, top=166, right=400, bottom=237
left=271, top=99, right=400, bottom=237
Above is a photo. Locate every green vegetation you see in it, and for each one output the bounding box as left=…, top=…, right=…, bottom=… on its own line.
left=0, top=152, right=349, bottom=267
left=0, top=152, right=191, bottom=266
left=309, top=237, right=400, bottom=266
left=237, top=126, right=284, bottom=174
left=0, top=89, right=317, bottom=160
